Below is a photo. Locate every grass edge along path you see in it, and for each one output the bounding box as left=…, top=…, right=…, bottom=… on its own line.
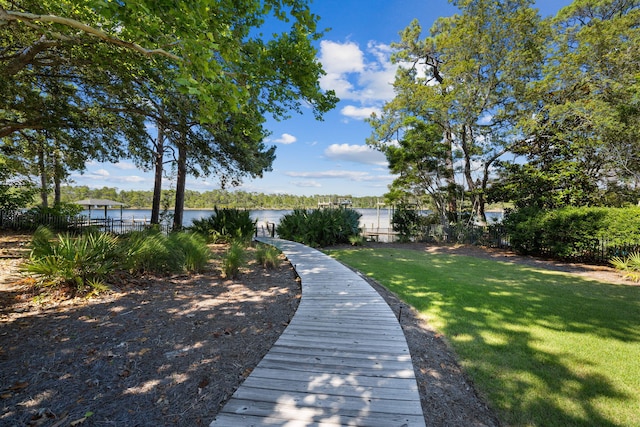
left=326, top=247, right=640, bottom=427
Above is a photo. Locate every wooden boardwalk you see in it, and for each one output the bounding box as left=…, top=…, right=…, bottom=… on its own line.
left=210, top=237, right=425, bottom=427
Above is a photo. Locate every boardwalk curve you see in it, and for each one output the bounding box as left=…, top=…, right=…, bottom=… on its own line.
left=210, top=237, right=425, bottom=427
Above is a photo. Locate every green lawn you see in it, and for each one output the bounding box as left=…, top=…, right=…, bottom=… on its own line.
left=327, top=247, right=640, bottom=427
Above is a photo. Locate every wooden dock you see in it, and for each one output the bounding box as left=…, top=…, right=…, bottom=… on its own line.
left=210, top=237, right=425, bottom=427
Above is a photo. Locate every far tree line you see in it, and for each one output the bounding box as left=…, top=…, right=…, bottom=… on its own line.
left=56, top=186, right=389, bottom=211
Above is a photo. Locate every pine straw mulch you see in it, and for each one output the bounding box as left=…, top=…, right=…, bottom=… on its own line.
left=1, top=232, right=632, bottom=426
left=1, top=236, right=300, bottom=426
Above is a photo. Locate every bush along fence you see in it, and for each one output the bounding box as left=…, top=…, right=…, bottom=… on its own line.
left=0, top=210, right=171, bottom=234
left=385, top=221, right=640, bottom=266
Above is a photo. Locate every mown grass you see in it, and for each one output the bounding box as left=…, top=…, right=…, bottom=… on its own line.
left=327, top=247, right=640, bottom=427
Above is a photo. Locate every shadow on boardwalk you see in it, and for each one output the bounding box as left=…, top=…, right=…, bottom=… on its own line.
left=211, top=237, right=425, bottom=426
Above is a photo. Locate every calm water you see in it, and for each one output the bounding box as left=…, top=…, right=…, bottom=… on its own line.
left=83, top=208, right=502, bottom=229
left=82, top=208, right=396, bottom=229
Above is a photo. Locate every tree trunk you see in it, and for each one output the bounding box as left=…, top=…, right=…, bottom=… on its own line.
left=53, top=149, right=62, bottom=207
left=37, top=145, right=48, bottom=209
left=150, top=120, right=165, bottom=224
left=461, top=125, right=485, bottom=223
left=172, top=136, right=187, bottom=230
left=444, top=126, right=457, bottom=222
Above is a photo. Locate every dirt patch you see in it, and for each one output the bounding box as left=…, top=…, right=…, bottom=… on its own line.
left=1, top=234, right=632, bottom=426
left=1, top=234, right=300, bottom=426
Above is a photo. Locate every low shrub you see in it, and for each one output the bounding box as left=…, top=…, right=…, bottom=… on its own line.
left=121, top=229, right=211, bottom=274
left=391, top=204, right=427, bottom=242
left=170, top=232, right=211, bottom=272
left=221, top=241, right=245, bottom=278
left=22, top=227, right=121, bottom=293
left=276, top=208, right=361, bottom=247
left=189, top=207, right=256, bottom=243
left=255, top=243, right=282, bottom=269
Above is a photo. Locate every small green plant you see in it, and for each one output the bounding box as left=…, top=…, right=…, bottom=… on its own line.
left=610, top=251, right=640, bottom=282
left=171, top=232, right=211, bottom=272
left=22, top=227, right=120, bottom=293
left=348, top=235, right=364, bottom=246
left=255, top=243, right=282, bottom=269
left=221, top=241, right=245, bottom=278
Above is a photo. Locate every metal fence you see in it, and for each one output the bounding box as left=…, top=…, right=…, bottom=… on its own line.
left=0, top=210, right=171, bottom=234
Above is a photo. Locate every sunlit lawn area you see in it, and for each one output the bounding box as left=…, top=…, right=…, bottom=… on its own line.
left=327, top=248, right=640, bottom=427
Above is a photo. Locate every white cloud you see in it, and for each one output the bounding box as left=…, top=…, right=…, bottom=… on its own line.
left=122, top=176, right=147, bottom=183
left=319, top=40, right=365, bottom=75
left=286, top=170, right=374, bottom=182
left=318, top=40, right=398, bottom=105
left=273, top=133, right=297, bottom=144
left=340, top=105, right=381, bottom=120
left=324, top=144, right=387, bottom=166
left=93, top=169, right=110, bottom=177
left=113, top=161, right=137, bottom=171
left=292, top=180, right=322, bottom=188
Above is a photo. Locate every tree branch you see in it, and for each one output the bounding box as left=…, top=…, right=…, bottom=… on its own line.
left=0, top=8, right=182, bottom=63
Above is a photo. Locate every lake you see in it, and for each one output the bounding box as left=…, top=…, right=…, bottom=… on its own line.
left=82, top=208, right=396, bottom=229
left=82, top=207, right=503, bottom=230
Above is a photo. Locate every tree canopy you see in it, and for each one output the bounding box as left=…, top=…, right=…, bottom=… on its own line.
left=0, top=0, right=338, bottom=221
left=370, top=0, right=640, bottom=219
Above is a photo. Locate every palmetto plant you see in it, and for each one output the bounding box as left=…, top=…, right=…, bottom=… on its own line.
left=22, top=227, right=120, bottom=292
left=189, top=207, right=256, bottom=243
left=120, top=229, right=211, bottom=274
left=610, top=252, right=640, bottom=282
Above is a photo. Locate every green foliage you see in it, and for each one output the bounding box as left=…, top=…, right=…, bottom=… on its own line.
left=391, top=204, right=426, bottom=242
left=0, top=154, right=36, bottom=211
left=276, top=208, right=362, bottom=247
left=169, top=232, right=211, bottom=273
left=255, top=243, right=282, bottom=269
left=28, top=226, right=56, bottom=259
left=370, top=0, right=544, bottom=222
left=348, top=235, right=365, bottom=246
left=121, top=229, right=211, bottom=274
left=221, top=241, right=245, bottom=279
left=23, top=227, right=120, bottom=293
left=189, top=207, right=256, bottom=243
left=503, top=206, right=640, bottom=258
left=610, top=252, right=640, bottom=282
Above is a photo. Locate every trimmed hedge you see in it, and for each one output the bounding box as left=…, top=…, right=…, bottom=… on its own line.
left=503, top=206, right=640, bottom=259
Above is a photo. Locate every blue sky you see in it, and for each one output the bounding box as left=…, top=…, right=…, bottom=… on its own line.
left=74, top=0, right=573, bottom=197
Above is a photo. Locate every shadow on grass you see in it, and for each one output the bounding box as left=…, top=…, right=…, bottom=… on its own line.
left=329, top=248, right=640, bottom=427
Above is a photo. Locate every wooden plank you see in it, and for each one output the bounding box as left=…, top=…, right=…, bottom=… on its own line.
left=213, top=398, right=425, bottom=427
left=266, top=345, right=413, bottom=363
left=245, top=367, right=419, bottom=389
left=236, top=375, right=417, bottom=398
left=210, top=238, right=425, bottom=427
